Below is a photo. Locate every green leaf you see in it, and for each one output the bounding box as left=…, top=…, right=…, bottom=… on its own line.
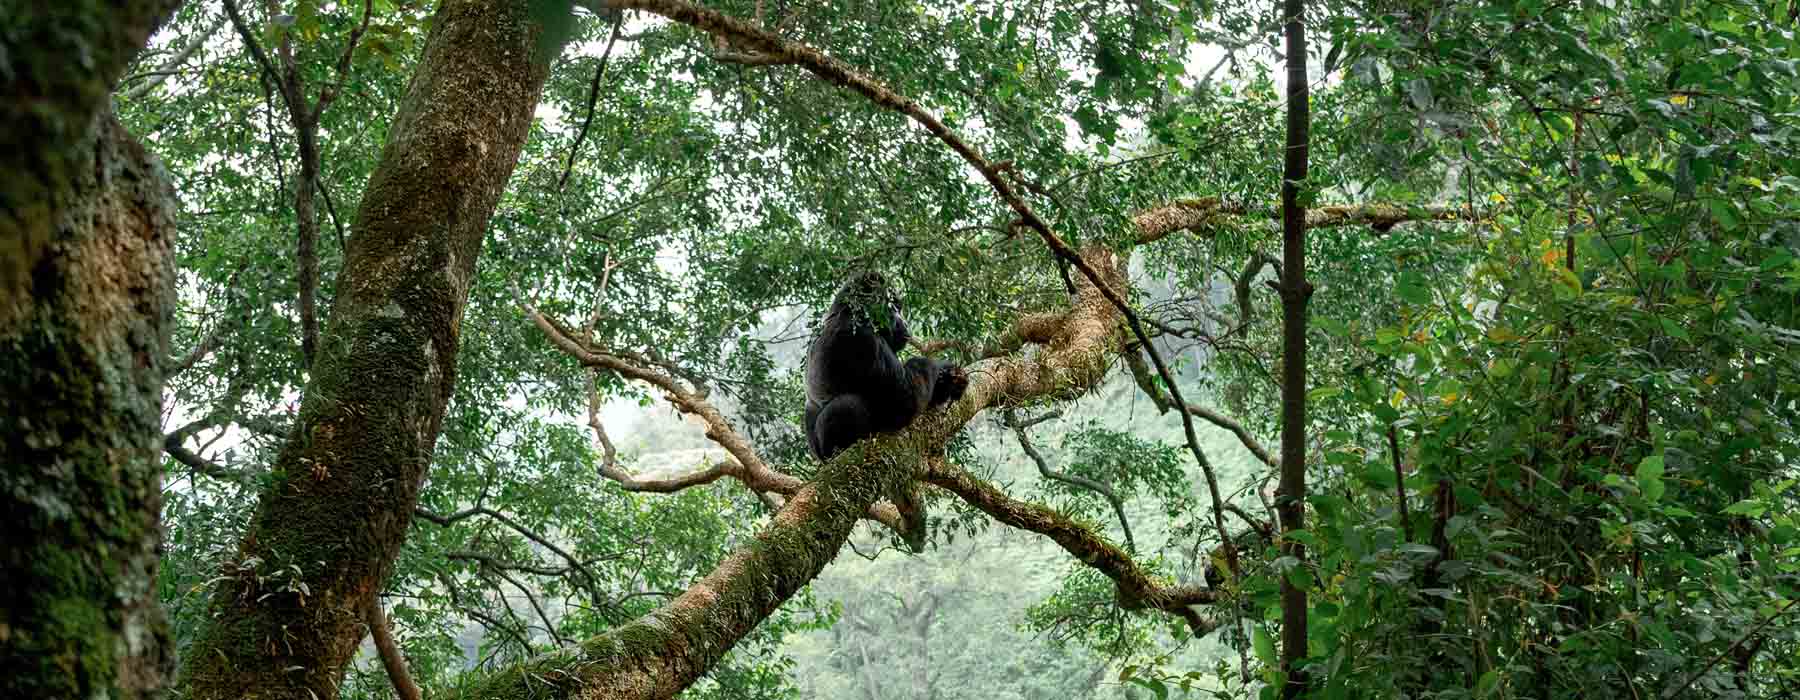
left=1637, top=455, right=1666, bottom=503
left=1128, top=677, right=1170, bottom=700
left=1476, top=670, right=1501, bottom=697
left=1360, top=464, right=1397, bottom=489
left=1253, top=626, right=1277, bottom=665
left=1660, top=317, right=1689, bottom=341
left=1396, top=271, right=1432, bottom=305
left=1708, top=199, right=1740, bottom=231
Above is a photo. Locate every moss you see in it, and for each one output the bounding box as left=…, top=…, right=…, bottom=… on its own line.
left=1, top=84, right=176, bottom=697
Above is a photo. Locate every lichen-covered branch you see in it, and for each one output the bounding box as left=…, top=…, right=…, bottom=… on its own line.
left=1133, top=197, right=1489, bottom=245
left=2, top=3, right=186, bottom=696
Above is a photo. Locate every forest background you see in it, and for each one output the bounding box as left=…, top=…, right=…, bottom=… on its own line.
left=3, top=0, right=1798, bottom=699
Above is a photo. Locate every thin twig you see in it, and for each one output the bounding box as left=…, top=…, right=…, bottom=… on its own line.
left=557, top=12, right=627, bottom=192
left=1004, top=410, right=1135, bottom=551
left=1661, top=598, right=1799, bottom=699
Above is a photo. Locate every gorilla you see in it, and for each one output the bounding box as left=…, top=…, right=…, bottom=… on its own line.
left=803, top=271, right=968, bottom=461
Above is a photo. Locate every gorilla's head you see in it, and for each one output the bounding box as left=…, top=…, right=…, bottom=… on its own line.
left=837, top=270, right=907, bottom=350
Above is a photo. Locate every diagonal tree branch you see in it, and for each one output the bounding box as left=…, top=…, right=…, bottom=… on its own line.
left=923, top=457, right=1220, bottom=633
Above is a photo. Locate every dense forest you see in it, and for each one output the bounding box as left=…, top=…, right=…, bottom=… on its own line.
left=3, top=0, right=1798, bottom=698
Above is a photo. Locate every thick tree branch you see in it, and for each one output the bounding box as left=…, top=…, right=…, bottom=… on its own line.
left=1133, top=197, right=1488, bottom=245
left=1, top=4, right=183, bottom=694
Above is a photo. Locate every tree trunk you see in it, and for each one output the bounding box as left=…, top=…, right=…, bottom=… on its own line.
left=295, top=123, right=322, bottom=369
left=176, top=2, right=556, bottom=697
left=1276, top=0, right=1312, bottom=696
left=1, top=4, right=185, bottom=697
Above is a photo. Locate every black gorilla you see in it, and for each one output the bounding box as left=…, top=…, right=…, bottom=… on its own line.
left=804, top=271, right=968, bottom=461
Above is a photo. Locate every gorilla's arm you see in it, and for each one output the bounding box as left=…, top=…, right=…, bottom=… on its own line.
left=904, top=357, right=968, bottom=411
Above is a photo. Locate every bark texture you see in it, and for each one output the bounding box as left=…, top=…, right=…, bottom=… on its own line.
left=1, top=1, right=183, bottom=320
left=177, top=2, right=556, bottom=697
left=0, top=4, right=184, bottom=697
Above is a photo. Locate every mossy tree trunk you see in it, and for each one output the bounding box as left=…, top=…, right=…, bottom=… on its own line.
left=0, top=3, right=185, bottom=698
left=176, top=1, right=556, bottom=697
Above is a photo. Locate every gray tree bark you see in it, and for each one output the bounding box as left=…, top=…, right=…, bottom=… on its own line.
left=1, top=3, right=186, bottom=697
